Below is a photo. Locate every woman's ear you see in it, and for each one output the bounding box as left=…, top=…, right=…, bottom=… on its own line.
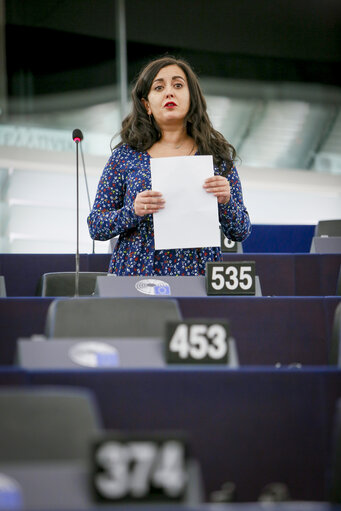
left=141, top=98, right=151, bottom=115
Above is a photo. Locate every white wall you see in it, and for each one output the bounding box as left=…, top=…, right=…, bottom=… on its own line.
left=238, top=164, right=341, bottom=225
left=0, top=145, right=340, bottom=253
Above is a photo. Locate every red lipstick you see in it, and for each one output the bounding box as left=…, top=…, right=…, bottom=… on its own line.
left=164, top=101, right=177, bottom=108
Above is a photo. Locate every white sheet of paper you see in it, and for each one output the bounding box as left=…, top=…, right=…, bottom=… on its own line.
left=150, top=155, right=220, bottom=250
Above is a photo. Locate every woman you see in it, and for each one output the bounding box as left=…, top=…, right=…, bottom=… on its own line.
left=88, top=56, right=251, bottom=275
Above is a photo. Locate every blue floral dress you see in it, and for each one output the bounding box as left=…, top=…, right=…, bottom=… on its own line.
left=88, top=143, right=251, bottom=275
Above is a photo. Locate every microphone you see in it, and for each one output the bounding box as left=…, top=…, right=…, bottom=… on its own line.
left=72, top=129, right=83, bottom=297
left=72, top=129, right=83, bottom=143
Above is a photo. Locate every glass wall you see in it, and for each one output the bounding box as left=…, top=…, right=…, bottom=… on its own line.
left=1, top=0, right=340, bottom=253
left=0, top=0, right=121, bottom=253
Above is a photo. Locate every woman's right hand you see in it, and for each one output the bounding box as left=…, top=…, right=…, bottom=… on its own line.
left=134, top=190, right=165, bottom=217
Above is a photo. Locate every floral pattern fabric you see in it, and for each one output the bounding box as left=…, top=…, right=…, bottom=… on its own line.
left=88, top=143, right=251, bottom=275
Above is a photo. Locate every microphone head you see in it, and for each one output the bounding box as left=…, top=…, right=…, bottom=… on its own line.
left=72, top=129, right=83, bottom=142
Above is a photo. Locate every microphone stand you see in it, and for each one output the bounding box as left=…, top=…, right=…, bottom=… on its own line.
left=80, top=142, right=95, bottom=254
left=73, top=128, right=95, bottom=296
left=75, top=136, right=80, bottom=297
left=72, top=129, right=83, bottom=297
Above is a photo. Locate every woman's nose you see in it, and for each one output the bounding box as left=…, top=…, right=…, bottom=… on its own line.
left=165, top=85, right=174, bottom=96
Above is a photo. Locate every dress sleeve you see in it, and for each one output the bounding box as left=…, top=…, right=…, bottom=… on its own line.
left=218, top=165, right=251, bottom=242
left=87, top=146, right=140, bottom=241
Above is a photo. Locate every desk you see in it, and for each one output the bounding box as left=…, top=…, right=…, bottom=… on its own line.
left=0, top=253, right=340, bottom=297
left=25, top=367, right=341, bottom=502
left=0, top=297, right=339, bottom=366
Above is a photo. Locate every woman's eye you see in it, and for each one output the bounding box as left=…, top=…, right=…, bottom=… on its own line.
left=154, top=85, right=163, bottom=91
left=174, top=83, right=183, bottom=88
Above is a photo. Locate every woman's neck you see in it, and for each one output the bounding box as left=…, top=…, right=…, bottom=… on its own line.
left=160, top=126, right=188, bottom=147
left=148, top=126, right=196, bottom=158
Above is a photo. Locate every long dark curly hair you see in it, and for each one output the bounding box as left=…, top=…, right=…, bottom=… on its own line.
left=115, top=56, right=237, bottom=173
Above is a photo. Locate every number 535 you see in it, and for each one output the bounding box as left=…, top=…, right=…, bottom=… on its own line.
left=206, top=262, right=256, bottom=295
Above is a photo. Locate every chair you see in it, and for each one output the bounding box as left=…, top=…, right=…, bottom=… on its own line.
left=315, top=219, right=341, bottom=237
left=0, top=387, right=101, bottom=462
left=45, top=297, right=182, bottom=338
left=329, top=302, right=341, bottom=366
left=39, top=272, right=107, bottom=297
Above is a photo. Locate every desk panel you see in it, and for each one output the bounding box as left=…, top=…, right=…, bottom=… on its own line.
left=178, top=297, right=340, bottom=366
left=0, top=253, right=110, bottom=297
left=222, top=254, right=341, bottom=297
left=295, top=255, right=341, bottom=296
left=0, top=298, right=53, bottom=364
left=0, top=505, right=336, bottom=511
left=223, top=253, right=295, bottom=295
left=1, top=253, right=339, bottom=297
left=0, top=297, right=339, bottom=366
left=242, top=224, right=315, bottom=253
left=27, top=368, right=341, bottom=502
left=0, top=367, right=27, bottom=386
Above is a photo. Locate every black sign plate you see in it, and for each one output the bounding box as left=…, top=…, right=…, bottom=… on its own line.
left=206, top=261, right=256, bottom=295
left=92, top=433, right=188, bottom=503
left=220, top=230, right=238, bottom=252
left=165, top=320, right=230, bottom=364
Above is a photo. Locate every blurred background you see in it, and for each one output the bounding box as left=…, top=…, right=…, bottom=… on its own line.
left=0, top=0, right=340, bottom=254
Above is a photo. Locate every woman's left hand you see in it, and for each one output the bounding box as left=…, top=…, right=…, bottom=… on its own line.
left=203, top=176, right=231, bottom=204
